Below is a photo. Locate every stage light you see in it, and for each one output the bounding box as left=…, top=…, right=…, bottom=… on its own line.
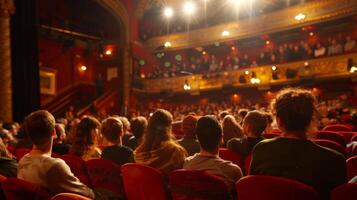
left=266, top=40, right=270, bottom=45
left=245, top=70, right=249, bottom=75
left=350, top=66, right=357, bottom=73
left=202, top=51, right=206, bottom=55
left=183, top=1, right=195, bottom=15
left=272, top=65, right=277, bottom=71
left=222, top=30, right=230, bottom=37
left=105, top=50, right=112, bottom=55
left=309, top=32, right=314, bottom=36
left=163, top=7, right=174, bottom=18
left=164, top=41, right=172, bottom=48
left=80, top=65, right=87, bottom=71
left=295, top=13, right=306, bottom=21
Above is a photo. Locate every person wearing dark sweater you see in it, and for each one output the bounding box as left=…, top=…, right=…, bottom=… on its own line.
left=0, top=137, right=17, bottom=177
left=227, top=110, right=267, bottom=156
left=101, top=117, right=133, bottom=166
left=250, top=88, right=347, bottom=200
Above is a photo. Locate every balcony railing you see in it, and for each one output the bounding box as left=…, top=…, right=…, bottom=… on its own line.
left=137, top=53, right=357, bottom=94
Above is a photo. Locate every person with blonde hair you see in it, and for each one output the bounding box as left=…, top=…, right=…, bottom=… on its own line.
left=222, top=115, right=243, bottom=146
left=134, top=109, right=187, bottom=176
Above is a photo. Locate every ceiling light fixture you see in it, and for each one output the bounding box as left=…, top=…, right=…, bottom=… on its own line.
left=222, top=30, right=230, bottom=37
left=295, top=13, right=306, bottom=21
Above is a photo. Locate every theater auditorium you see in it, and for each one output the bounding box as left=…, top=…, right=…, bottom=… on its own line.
left=0, top=0, right=357, bottom=199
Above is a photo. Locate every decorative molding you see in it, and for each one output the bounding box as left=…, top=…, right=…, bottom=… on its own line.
left=144, top=0, right=357, bottom=51
left=0, top=0, right=15, bottom=17
left=138, top=53, right=357, bottom=93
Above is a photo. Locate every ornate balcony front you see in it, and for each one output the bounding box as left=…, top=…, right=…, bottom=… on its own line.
left=137, top=53, right=357, bottom=94
left=144, top=0, right=357, bottom=51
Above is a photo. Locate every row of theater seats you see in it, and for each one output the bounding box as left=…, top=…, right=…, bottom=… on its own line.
left=1, top=160, right=357, bottom=200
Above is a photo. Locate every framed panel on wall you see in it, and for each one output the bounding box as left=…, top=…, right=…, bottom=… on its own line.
left=40, top=68, right=56, bottom=95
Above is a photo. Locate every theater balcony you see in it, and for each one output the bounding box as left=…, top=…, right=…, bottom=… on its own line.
left=134, top=53, right=357, bottom=94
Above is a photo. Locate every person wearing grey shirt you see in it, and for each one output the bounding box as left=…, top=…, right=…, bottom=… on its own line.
left=183, top=116, right=242, bottom=189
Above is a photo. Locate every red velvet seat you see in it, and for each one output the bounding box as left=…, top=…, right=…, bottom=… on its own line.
left=351, top=134, right=357, bottom=142
left=316, top=131, right=346, bottom=147
left=218, top=148, right=243, bottom=167
left=244, top=154, right=252, bottom=175
left=323, top=124, right=353, bottom=132
left=2, top=178, right=51, bottom=200
left=86, top=159, right=125, bottom=197
left=121, top=163, right=167, bottom=200
left=331, top=183, right=357, bottom=200
left=314, top=139, right=346, bottom=156
left=15, top=148, right=31, bottom=160
left=60, top=155, right=91, bottom=187
left=347, top=156, right=357, bottom=180
left=51, top=193, right=91, bottom=200
left=262, top=133, right=280, bottom=139
left=0, top=174, right=6, bottom=200
left=7, top=145, right=15, bottom=155
left=236, top=175, right=319, bottom=200
left=169, top=169, right=231, bottom=200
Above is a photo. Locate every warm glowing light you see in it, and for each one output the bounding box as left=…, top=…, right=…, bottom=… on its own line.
left=140, top=74, right=145, bottom=79
left=183, top=1, right=195, bottom=15
left=222, top=30, right=230, bottom=37
left=164, top=41, right=172, bottom=48
left=272, top=66, right=277, bottom=71
left=304, top=61, right=309, bottom=66
left=202, top=51, right=206, bottom=55
left=231, top=46, right=236, bottom=51
left=350, top=66, right=357, bottom=73
left=250, top=78, right=261, bottom=84
left=309, top=32, right=314, bottom=36
left=163, top=7, right=174, bottom=18
left=230, top=0, right=240, bottom=7
left=233, top=94, right=238, bottom=98
left=105, top=50, right=112, bottom=55
left=245, top=70, right=249, bottom=75
left=295, top=13, right=306, bottom=21
left=183, top=84, right=191, bottom=90
left=80, top=65, right=87, bottom=71
left=266, top=40, right=270, bottom=45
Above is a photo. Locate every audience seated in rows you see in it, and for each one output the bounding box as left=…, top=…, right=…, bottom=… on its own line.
left=227, top=110, right=267, bottom=156
left=176, top=115, right=200, bottom=156
left=184, top=115, right=243, bottom=190
left=250, top=88, right=347, bottom=200
left=126, top=116, right=147, bottom=150
left=134, top=109, right=187, bottom=176
left=17, top=110, right=95, bottom=198
left=69, top=116, right=101, bottom=161
left=0, top=137, right=17, bottom=177
left=100, top=117, right=133, bottom=166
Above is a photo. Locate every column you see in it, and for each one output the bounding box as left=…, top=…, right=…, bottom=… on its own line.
left=0, top=0, right=14, bottom=122
left=122, top=48, right=132, bottom=116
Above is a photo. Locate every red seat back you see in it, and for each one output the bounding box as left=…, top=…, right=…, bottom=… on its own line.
left=60, top=155, right=91, bottom=187
left=218, top=148, right=243, bottom=167
left=347, top=156, right=357, bottom=180
left=236, top=175, right=319, bottom=200
left=316, top=131, right=346, bottom=147
left=51, top=193, right=91, bottom=200
left=331, top=183, right=357, bottom=200
left=351, top=134, right=357, bottom=142
left=86, top=159, right=125, bottom=197
left=15, top=148, right=31, bottom=160
left=2, top=178, right=51, bottom=200
left=244, top=154, right=252, bottom=175
left=323, top=124, right=353, bottom=132
left=169, top=169, right=231, bottom=200
left=121, top=163, right=167, bottom=200
left=314, top=139, right=346, bottom=156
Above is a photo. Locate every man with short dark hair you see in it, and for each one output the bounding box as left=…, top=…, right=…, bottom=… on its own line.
left=227, top=111, right=267, bottom=156
left=18, top=110, right=94, bottom=198
left=184, top=115, right=242, bottom=189
left=101, top=117, right=133, bottom=166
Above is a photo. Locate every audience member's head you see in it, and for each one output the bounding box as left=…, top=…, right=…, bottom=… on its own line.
left=118, top=116, right=131, bottom=134
left=222, top=115, right=243, bottom=142
left=243, top=111, right=268, bottom=137
left=182, top=115, right=198, bottom=139
left=219, top=111, right=229, bottom=121
left=0, top=137, right=13, bottom=159
left=70, top=116, right=100, bottom=156
left=24, top=110, right=56, bottom=150
left=238, top=109, right=249, bottom=122
left=101, top=117, right=123, bottom=144
left=54, top=123, right=66, bottom=144
left=138, top=109, right=173, bottom=151
left=196, top=115, right=222, bottom=154
left=271, top=88, right=317, bottom=137
left=130, top=116, right=147, bottom=140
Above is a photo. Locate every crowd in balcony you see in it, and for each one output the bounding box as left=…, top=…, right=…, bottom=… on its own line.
left=1, top=88, right=356, bottom=199
left=138, top=35, right=356, bottom=79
